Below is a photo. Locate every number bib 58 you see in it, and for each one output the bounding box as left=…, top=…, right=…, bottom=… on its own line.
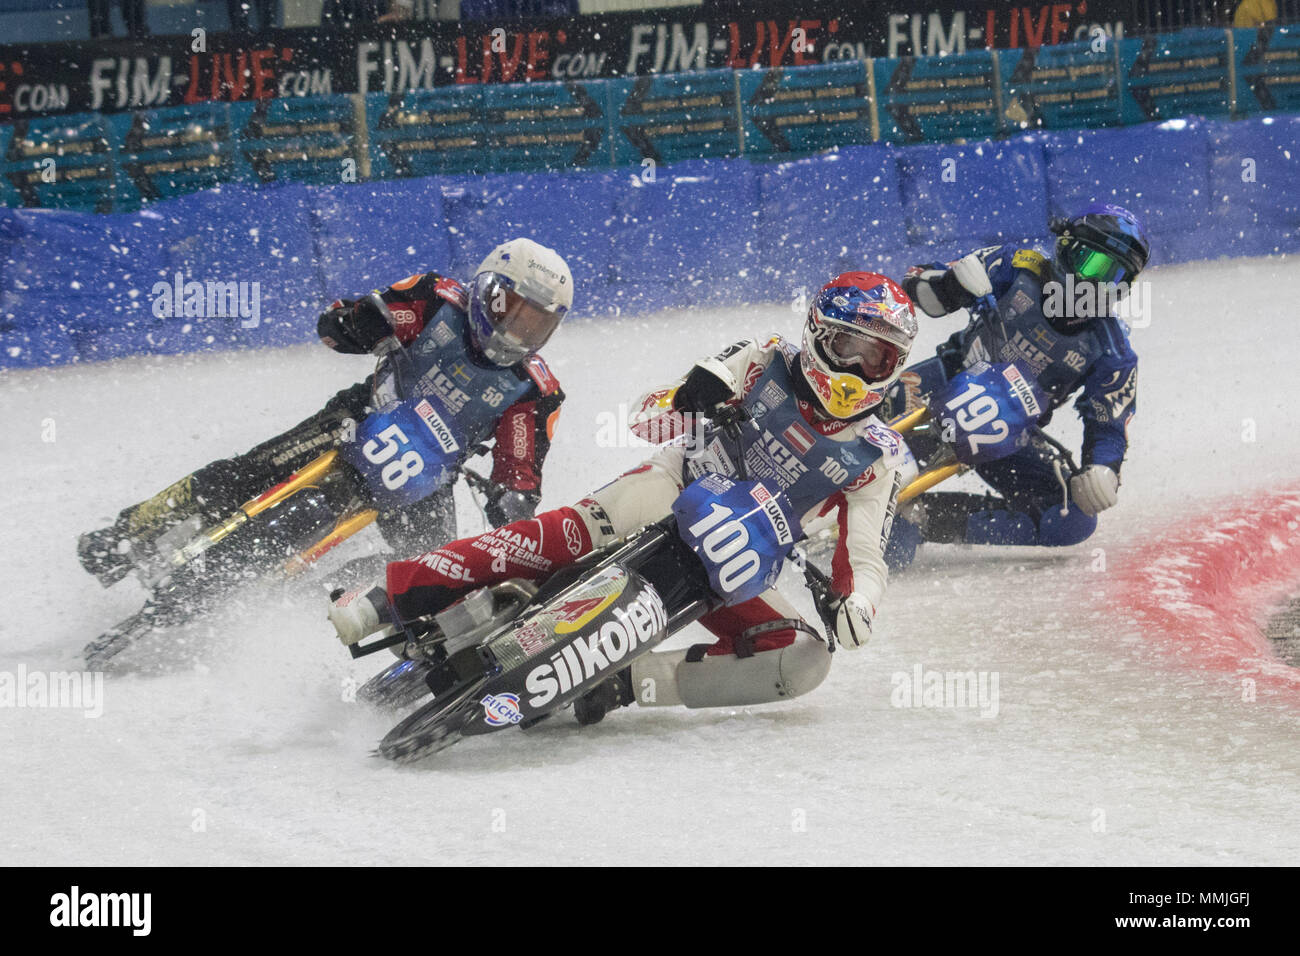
left=341, top=400, right=463, bottom=507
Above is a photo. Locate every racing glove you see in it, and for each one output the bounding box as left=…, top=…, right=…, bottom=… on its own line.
left=672, top=357, right=739, bottom=415
left=902, top=252, right=993, bottom=318
left=1070, top=465, right=1120, bottom=516
left=832, top=592, right=874, bottom=649
left=485, top=487, right=540, bottom=527
left=951, top=253, right=993, bottom=298
left=318, top=293, right=395, bottom=355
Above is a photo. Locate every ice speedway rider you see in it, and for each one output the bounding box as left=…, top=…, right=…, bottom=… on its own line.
left=882, top=203, right=1151, bottom=565
left=329, top=272, right=920, bottom=726
left=77, top=238, right=573, bottom=586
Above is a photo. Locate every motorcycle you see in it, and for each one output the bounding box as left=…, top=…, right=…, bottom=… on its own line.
left=353, top=328, right=1072, bottom=762
left=84, top=296, right=501, bottom=669
left=804, top=299, right=1083, bottom=562
left=352, top=404, right=840, bottom=762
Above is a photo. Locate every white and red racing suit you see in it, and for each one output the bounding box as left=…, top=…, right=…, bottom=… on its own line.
left=384, top=335, right=905, bottom=709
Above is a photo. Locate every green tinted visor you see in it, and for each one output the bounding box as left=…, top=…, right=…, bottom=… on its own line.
left=1069, top=244, right=1128, bottom=284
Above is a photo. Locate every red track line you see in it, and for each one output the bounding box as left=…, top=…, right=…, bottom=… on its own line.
left=1113, top=487, right=1300, bottom=695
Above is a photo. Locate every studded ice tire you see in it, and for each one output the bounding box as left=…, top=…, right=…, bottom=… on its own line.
left=377, top=678, right=487, bottom=763
left=357, top=658, right=437, bottom=710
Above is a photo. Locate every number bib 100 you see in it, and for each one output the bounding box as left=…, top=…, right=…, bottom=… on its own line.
left=672, top=474, right=801, bottom=606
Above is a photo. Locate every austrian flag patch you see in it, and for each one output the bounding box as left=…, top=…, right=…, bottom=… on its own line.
left=783, top=420, right=817, bottom=456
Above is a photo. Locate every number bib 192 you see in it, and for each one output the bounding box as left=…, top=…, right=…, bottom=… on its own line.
left=929, top=359, right=1047, bottom=466
left=341, top=398, right=464, bottom=507
left=672, top=473, right=801, bottom=606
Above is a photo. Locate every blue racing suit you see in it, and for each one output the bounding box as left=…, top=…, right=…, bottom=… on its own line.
left=889, top=244, right=1138, bottom=556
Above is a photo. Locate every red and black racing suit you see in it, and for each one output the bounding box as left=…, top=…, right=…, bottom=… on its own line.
left=95, top=271, right=564, bottom=561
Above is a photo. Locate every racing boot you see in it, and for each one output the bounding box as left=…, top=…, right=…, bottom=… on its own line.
left=78, top=461, right=265, bottom=588
left=76, top=475, right=203, bottom=586
left=328, top=584, right=394, bottom=646
left=77, top=525, right=145, bottom=588
left=572, top=667, right=635, bottom=726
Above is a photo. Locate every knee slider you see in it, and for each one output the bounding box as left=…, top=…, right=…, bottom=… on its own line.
left=776, top=633, right=833, bottom=699
left=1036, top=504, right=1097, bottom=546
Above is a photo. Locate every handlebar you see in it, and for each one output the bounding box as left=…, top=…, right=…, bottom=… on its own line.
left=711, top=402, right=754, bottom=481
left=793, top=551, right=838, bottom=653
left=711, top=401, right=752, bottom=434
left=970, top=293, right=999, bottom=321
left=462, top=467, right=494, bottom=495
left=1030, top=427, right=1082, bottom=477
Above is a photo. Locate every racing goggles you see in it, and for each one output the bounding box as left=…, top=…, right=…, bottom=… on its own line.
left=823, top=329, right=902, bottom=384
left=1061, top=241, right=1133, bottom=285
left=474, top=272, right=564, bottom=357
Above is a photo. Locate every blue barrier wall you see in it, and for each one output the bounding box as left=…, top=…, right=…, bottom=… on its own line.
left=2, top=114, right=1298, bottom=369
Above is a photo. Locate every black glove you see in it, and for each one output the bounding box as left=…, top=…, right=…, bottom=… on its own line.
left=901, top=265, right=977, bottom=317
left=317, top=294, right=393, bottom=354
left=899, top=271, right=924, bottom=304
left=485, top=487, right=540, bottom=527
left=672, top=358, right=737, bottom=415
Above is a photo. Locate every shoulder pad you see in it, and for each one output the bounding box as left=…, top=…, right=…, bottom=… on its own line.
left=434, top=276, right=468, bottom=310
left=389, top=273, right=424, bottom=292
left=1011, top=249, right=1047, bottom=277
left=714, top=339, right=753, bottom=361
left=855, top=419, right=907, bottom=468
left=523, top=354, right=561, bottom=395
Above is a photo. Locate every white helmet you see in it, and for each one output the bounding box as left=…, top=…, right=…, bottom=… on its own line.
left=468, top=238, right=573, bottom=366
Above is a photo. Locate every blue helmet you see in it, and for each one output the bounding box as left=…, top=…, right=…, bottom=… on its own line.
left=1050, top=203, right=1151, bottom=286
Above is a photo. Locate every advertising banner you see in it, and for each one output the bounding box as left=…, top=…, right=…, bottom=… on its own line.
left=0, top=1, right=1133, bottom=121
left=1234, top=24, right=1300, bottom=115
left=998, top=39, right=1121, bottom=132
left=1119, top=29, right=1232, bottom=123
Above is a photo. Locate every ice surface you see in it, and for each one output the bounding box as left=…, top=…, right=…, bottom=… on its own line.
left=1, top=254, right=1298, bottom=865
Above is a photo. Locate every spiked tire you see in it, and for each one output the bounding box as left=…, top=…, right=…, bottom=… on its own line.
left=376, top=678, right=488, bottom=763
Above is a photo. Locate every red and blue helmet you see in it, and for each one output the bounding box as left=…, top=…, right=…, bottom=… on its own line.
left=800, top=272, right=918, bottom=420
left=1050, top=203, right=1150, bottom=287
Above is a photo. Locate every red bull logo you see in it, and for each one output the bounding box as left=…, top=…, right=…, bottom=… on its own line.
left=802, top=361, right=882, bottom=418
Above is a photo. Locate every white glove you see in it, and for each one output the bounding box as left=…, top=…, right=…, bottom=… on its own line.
left=1069, top=465, right=1120, bottom=516
left=951, top=253, right=993, bottom=298
left=833, top=593, right=874, bottom=649
left=328, top=585, right=389, bottom=646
